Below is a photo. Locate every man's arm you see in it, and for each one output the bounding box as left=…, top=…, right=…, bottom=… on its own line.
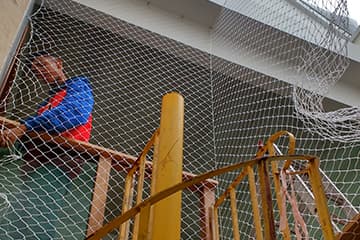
left=24, top=77, right=94, bottom=134
left=0, top=124, right=27, bottom=147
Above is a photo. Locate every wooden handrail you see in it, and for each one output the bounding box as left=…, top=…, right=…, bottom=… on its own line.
left=0, top=116, right=218, bottom=190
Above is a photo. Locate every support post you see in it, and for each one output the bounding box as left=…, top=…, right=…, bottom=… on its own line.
left=247, top=166, right=263, bottom=240
left=199, top=186, right=216, bottom=240
left=86, top=156, right=112, bottom=237
left=118, top=169, right=135, bottom=240
left=229, top=187, right=240, bottom=240
left=307, top=158, right=335, bottom=240
left=150, top=92, right=184, bottom=240
left=258, top=159, right=276, bottom=240
left=147, top=131, right=159, bottom=238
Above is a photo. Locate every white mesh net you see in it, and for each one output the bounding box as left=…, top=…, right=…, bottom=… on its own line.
left=1, top=0, right=214, bottom=239
left=0, top=0, right=359, bottom=239
left=212, top=0, right=359, bottom=239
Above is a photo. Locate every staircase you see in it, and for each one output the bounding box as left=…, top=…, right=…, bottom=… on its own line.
left=273, top=144, right=358, bottom=234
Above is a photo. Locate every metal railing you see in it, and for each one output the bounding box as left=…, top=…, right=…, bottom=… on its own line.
left=0, top=119, right=336, bottom=239
left=211, top=131, right=336, bottom=240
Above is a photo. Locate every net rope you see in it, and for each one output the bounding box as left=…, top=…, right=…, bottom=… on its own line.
left=0, top=0, right=358, bottom=239
left=211, top=0, right=359, bottom=239
left=293, top=0, right=359, bottom=143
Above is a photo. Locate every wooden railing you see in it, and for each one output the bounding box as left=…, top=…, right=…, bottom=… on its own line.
left=0, top=116, right=218, bottom=239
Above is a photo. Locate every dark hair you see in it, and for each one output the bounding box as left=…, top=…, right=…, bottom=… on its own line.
left=30, top=50, right=51, bottom=59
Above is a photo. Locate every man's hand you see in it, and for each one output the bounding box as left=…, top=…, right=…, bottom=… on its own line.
left=0, top=124, right=27, bottom=147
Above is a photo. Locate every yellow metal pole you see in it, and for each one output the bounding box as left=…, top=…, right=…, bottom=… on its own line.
left=151, top=92, right=184, bottom=240
left=258, top=159, right=276, bottom=240
left=262, top=131, right=295, bottom=239
left=247, top=166, right=263, bottom=240
left=132, top=154, right=147, bottom=238
left=267, top=144, right=291, bottom=240
left=119, top=130, right=157, bottom=240
left=271, top=163, right=291, bottom=240
left=150, top=130, right=160, bottom=195
left=229, top=187, right=241, bottom=240
left=147, top=130, right=159, bottom=238
left=214, top=169, right=248, bottom=208
left=307, top=158, right=335, bottom=240
left=137, top=203, right=151, bottom=240
left=118, top=168, right=135, bottom=240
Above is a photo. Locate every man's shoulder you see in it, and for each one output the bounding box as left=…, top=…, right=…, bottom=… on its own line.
left=66, top=76, right=91, bottom=88
left=68, top=75, right=89, bottom=83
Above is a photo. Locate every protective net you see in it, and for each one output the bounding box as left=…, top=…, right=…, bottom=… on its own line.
left=0, top=0, right=214, bottom=239
left=212, top=0, right=359, bottom=239
left=0, top=0, right=359, bottom=239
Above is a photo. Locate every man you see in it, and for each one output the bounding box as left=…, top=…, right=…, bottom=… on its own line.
left=0, top=52, right=94, bottom=239
left=0, top=52, right=93, bottom=147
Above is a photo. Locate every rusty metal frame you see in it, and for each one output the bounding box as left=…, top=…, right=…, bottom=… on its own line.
left=211, top=131, right=335, bottom=240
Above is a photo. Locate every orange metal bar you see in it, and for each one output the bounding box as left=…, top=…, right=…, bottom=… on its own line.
left=271, top=163, right=291, bottom=239
left=148, top=131, right=159, bottom=238
left=262, top=131, right=294, bottom=239
left=265, top=131, right=295, bottom=170
left=132, top=130, right=158, bottom=238
left=210, top=131, right=334, bottom=240
left=307, top=158, right=335, bottom=240
left=150, top=130, right=160, bottom=195
left=214, top=169, right=248, bottom=208
left=119, top=130, right=158, bottom=240
left=268, top=142, right=291, bottom=239
left=118, top=169, right=135, bottom=240
left=258, top=159, right=276, bottom=240
left=229, top=187, right=241, bottom=240
left=137, top=203, right=151, bottom=240
left=86, top=155, right=316, bottom=240
left=247, top=166, right=263, bottom=240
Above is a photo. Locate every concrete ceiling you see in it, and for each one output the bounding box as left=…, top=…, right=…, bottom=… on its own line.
left=74, top=0, right=359, bottom=107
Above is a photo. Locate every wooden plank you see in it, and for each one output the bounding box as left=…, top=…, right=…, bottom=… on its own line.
left=199, top=186, right=216, bottom=240
left=211, top=206, right=220, bottom=240
left=86, top=156, right=112, bottom=237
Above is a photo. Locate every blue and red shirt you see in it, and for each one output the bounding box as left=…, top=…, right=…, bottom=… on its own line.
left=24, top=76, right=94, bottom=142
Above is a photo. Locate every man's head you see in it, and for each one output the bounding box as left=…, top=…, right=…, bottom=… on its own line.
left=30, top=52, right=66, bottom=84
